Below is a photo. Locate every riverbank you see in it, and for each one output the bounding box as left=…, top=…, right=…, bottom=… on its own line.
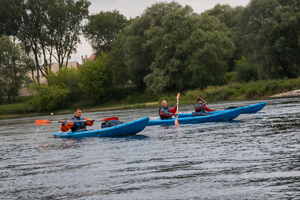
left=1, top=78, right=300, bottom=119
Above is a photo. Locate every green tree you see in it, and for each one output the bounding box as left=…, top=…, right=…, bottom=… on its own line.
left=106, top=32, right=131, bottom=87
left=83, top=10, right=131, bottom=53
left=204, top=4, right=244, bottom=72
left=47, top=0, right=90, bottom=68
left=184, top=30, right=235, bottom=89
left=234, top=56, right=258, bottom=82
left=0, top=0, right=24, bottom=37
left=235, top=0, right=300, bottom=79
left=17, top=0, right=90, bottom=82
left=78, top=53, right=113, bottom=102
left=142, top=2, right=234, bottom=93
left=0, top=36, right=33, bottom=103
left=123, top=1, right=184, bottom=91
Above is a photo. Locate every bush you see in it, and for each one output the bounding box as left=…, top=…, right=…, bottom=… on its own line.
left=29, top=83, right=70, bottom=111
left=78, top=53, right=113, bottom=102
left=47, top=67, right=82, bottom=101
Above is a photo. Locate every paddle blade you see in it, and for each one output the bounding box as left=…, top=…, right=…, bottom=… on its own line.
left=102, top=117, right=118, bottom=122
left=35, top=119, right=52, bottom=126
left=175, top=117, right=179, bottom=126
left=177, top=93, right=180, bottom=101
left=194, top=94, right=202, bottom=100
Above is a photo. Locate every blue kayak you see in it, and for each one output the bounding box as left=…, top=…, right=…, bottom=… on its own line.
left=53, top=117, right=149, bottom=138
left=179, top=102, right=266, bottom=118
left=147, top=108, right=242, bottom=126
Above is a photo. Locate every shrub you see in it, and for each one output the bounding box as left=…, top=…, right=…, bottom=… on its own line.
left=29, top=83, right=70, bottom=111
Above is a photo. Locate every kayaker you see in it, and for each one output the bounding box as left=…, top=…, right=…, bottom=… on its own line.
left=194, top=98, right=214, bottom=112
left=61, top=108, right=94, bottom=132
left=159, top=100, right=178, bottom=119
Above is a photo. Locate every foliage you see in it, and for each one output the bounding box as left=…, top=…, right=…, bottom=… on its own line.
left=28, top=82, right=70, bottom=111
left=83, top=10, right=131, bottom=53
left=47, top=67, right=81, bottom=101
left=204, top=4, right=244, bottom=72
left=17, top=0, right=90, bottom=81
left=123, top=2, right=235, bottom=94
left=234, top=56, right=258, bottom=83
left=0, top=36, right=33, bottom=103
left=106, top=32, right=131, bottom=87
left=235, top=0, right=300, bottom=79
left=78, top=53, right=113, bottom=102
left=0, top=0, right=24, bottom=37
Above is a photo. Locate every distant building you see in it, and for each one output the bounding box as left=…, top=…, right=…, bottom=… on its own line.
left=82, top=54, right=97, bottom=64
left=19, top=61, right=80, bottom=96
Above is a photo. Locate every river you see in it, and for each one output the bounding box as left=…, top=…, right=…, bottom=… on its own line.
left=0, top=97, right=299, bottom=199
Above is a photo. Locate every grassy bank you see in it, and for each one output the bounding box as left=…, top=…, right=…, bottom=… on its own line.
left=1, top=78, right=300, bottom=118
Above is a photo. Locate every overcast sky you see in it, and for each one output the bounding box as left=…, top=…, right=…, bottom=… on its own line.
left=71, top=0, right=250, bottom=64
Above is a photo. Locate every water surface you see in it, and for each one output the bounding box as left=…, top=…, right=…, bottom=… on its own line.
left=0, top=98, right=299, bottom=199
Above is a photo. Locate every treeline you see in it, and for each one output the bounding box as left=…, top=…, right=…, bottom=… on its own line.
left=1, top=0, right=300, bottom=111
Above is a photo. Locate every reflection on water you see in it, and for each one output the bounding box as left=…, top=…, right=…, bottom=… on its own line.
left=0, top=97, right=300, bottom=199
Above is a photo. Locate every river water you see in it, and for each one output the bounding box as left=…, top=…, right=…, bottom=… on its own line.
left=0, top=97, right=299, bottom=199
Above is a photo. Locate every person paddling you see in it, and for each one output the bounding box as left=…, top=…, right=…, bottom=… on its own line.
left=61, top=108, right=94, bottom=132
left=159, top=100, right=178, bottom=119
left=194, top=98, right=215, bottom=112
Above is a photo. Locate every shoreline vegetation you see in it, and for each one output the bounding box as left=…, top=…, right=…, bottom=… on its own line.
left=1, top=78, right=300, bottom=119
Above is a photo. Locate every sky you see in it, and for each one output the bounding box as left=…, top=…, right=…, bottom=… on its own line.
left=70, top=0, right=251, bottom=64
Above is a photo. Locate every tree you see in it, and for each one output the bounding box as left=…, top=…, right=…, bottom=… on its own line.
left=105, top=32, right=131, bottom=87
left=0, top=0, right=24, bottom=37
left=0, top=36, right=33, bottom=103
left=83, top=10, right=131, bottom=53
left=47, top=0, right=90, bottom=68
left=142, top=3, right=234, bottom=93
left=17, top=0, right=90, bottom=83
left=123, top=1, right=184, bottom=91
left=184, top=30, right=235, bottom=89
left=204, top=4, right=244, bottom=72
left=235, top=0, right=300, bottom=79
left=78, top=53, right=113, bottom=102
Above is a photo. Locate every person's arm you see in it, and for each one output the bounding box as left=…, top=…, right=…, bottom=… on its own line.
left=84, top=118, right=94, bottom=126
left=205, top=105, right=214, bottom=112
left=61, top=121, right=73, bottom=132
left=169, top=104, right=177, bottom=113
left=160, top=108, right=175, bottom=118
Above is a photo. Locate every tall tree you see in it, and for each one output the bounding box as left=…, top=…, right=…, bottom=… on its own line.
left=106, top=32, right=131, bottom=87
left=83, top=10, right=131, bottom=53
left=123, top=1, right=183, bottom=91
left=235, top=0, right=300, bottom=79
left=47, top=0, right=90, bottom=68
left=0, top=0, right=24, bottom=37
left=0, top=36, right=33, bottom=103
left=17, top=0, right=90, bottom=83
left=142, top=3, right=234, bottom=93
left=204, top=4, right=244, bottom=71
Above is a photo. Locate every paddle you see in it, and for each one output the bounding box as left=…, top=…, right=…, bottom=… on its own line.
left=35, top=117, right=119, bottom=126
left=175, top=93, right=180, bottom=126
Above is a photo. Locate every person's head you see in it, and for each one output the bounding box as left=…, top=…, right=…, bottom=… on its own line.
left=197, top=98, right=203, bottom=103
left=74, top=108, right=82, bottom=118
left=161, top=100, right=167, bottom=107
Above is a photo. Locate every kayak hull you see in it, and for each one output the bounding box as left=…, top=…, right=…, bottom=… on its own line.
left=52, top=117, right=149, bottom=138
left=179, top=102, right=266, bottom=118
left=147, top=108, right=242, bottom=126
